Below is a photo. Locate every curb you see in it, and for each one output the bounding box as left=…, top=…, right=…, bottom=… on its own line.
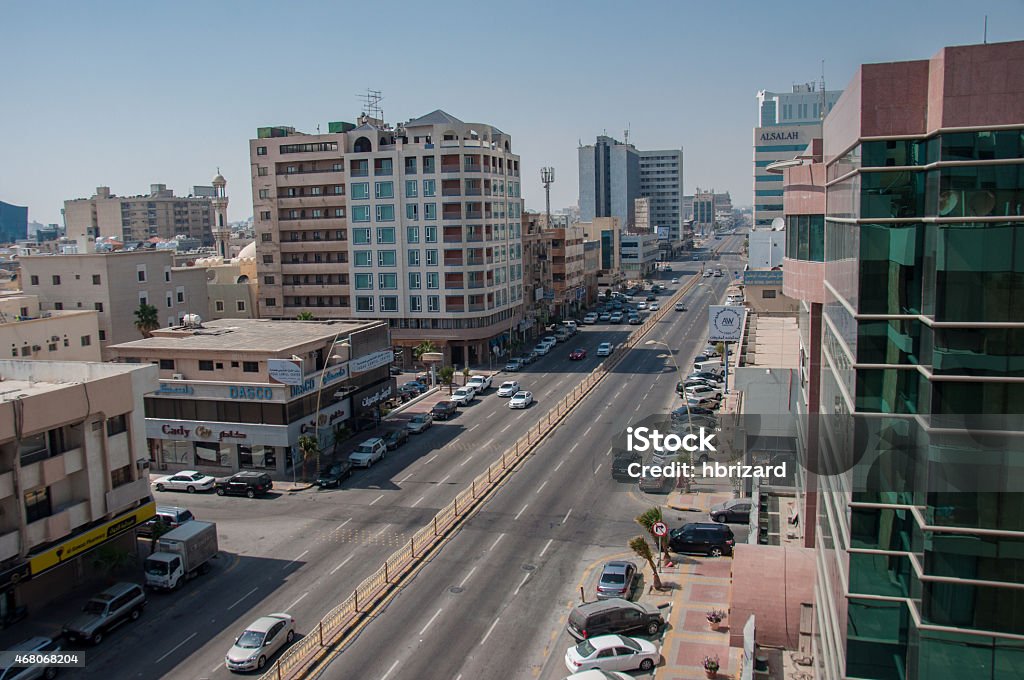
left=383, top=386, right=440, bottom=419
left=667, top=503, right=702, bottom=512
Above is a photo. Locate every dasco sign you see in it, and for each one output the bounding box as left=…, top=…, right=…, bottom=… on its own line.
left=708, top=305, right=745, bottom=342
left=350, top=349, right=394, bottom=375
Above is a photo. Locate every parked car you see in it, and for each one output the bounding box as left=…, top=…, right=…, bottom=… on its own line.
left=348, top=438, right=387, bottom=468
left=564, top=634, right=659, bottom=673
left=609, top=313, right=623, bottom=324
left=224, top=612, right=296, bottom=673
left=509, top=391, right=534, bottom=409
left=497, top=380, right=520, bottom=397
left=569, top=348, right=587, bottom=361
left=1, top=636, right=63, bottom=680
left=710, top=498, right=752, bottom=524
left=402, top=380, right=428, bottom=395
left=566, top=598, right=665, bottom=641
left=316, top=461, right=353, bottom=488
left=152, top=470, right=216, bottom=494
left=700, top=345, right=722, bottom=358
left=596, top=342, right=613, bottom=357
left=504, top=358, right=523, bottom=372
left=689, top=370, right=725, bottom=383
left=524, top=349, right=540, bottom=363
left=466, top=374, right=493, bottom=392
left=137, top=506, right=195, bottom=538
left=668, top=522, right=735, bottom=557
left=596, top=561, right=638, bottom=600
left=687, top=395, right=721, bottom=409
left=449, top=387, right=476, bottom=406
left=406, top=413, right=433, bottom=434
left=598, top=313, right=611, bottom=322
left=382, top=428, right=409, bottom=451
left=583, top=312, right=599, bottom=324
left=535, top=343, right=551, bottom=356
left=628, top=315, right=642, bottom=325
left=430, top=400, right=459, bottom=420
left=673, top=405, right=717, bottom=417
left=559, top=671, right=630, bottom=680
left=215, top=472, right=273, bottom=498
left=685, top=384, right=722, bottom=401
left=648, top=303, right=660, bottom=312
left=397, top=385, right=420, bottom=401
left=62, top=582, right=146, bottom=646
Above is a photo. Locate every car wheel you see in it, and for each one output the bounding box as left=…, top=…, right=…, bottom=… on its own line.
left=186, top=485, right=196, bottom=493
left=155, top=483, right=165, bottom=492
left=216, top=488, right=226, bottom=496
left=91, top=632, right=103, bottom=645
left=712, top=514, right=724, bottom=523
left=709, top=546, right=724, bottom=557
left=257, top=655, right=267, bottom=670
left=646, top=621, right=661, bottom=636
left=639, top=658, right=655, bottom=671
left=246, top=489, right=256, bottom=498
left=286, top=629, right=295, bottom=643
left=130, top=607, right=141, bottom=620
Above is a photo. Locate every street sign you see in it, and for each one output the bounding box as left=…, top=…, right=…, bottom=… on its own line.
left=652, top=521, right=668, bottom=537
left=708, top=305, right=745, bottom=342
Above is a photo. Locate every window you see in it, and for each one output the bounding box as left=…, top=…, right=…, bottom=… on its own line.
left=262, top=254, right=274, bottom=264
left=260, top=210, right=271, bottom=221
left=375, top=182, right=394, bottom=199
left=95, top=301, right=105, bottom=313
left=424, top=203, right=437, bottom=220
left=356, top=296, right=374, bottom=312
left=25, top=487, right=52, bottom=523
left=243, top=361, right=259, bottom=373
left=405, top=157, right=417, bottom=174
left=54, top=302, right=63, bottom=310
left=409, top=295, right=422, bottom=312
left=377, top=250, right=396, bottom=267
left=354, top=251, right=372, bottom=267
left=30, top=275, right=38, bottom=285
left=261, top=232, right=273, bottom=243
left=352, top=205, right=370, bottom=222
left=423, top=179, right=436, bottom=197
left=405, top=180, right=418, bottom=198
left=426, top=249, right=438, bottom=266
left=215, top=300, right=225, bottom=312
left=159, top=359, right=175, bottom=370
left=425, top=225, right=438, bottom=242
left=355, top=273, right=373, bottom=289
left=256, top=146, right=267, bottom=155
left=375, top=205, right=395, bottom=222
left=257, top=166, right=268, bottom=176
left=406, top=204, right=419, bottom=220
left=258, top=189, right=270, bottom=199
left=99, top=330, right=105, bottom=341
left=237, top=300, right=246, bottom=312
left=110, top=463, right=132, bottom=488
left=409, top=272, right=421, bottom=288
left=106, top=414, right=128, bottom=437
left=762, top=289, right=777, bottom=299
left=52, top=275, right=60, bottom=285
left=265, top=298, right=277, bottom=307
left=176, top=289, right=184, bottom=303
left=423, top=156, right=436, bottom=173
left=427, top=295, right=440, bottom=312
left=352, top=227, right=371, bottom=244
left=427, top=272, right=439, bottom=289
left=379, top=273, right=398, bottom=289
left=376, top=227, right=396, bottom=243
left=407, top=226, right=420, bottom=243
left=379, top=296, right=398, bottom=312
left=334, top=208, right=345, bottom=218
left=137, top=267, right=146, bottom=282
left=351, top=182, right=369, bottom=199
left=263, top=275, right=275, bottom=285
left=92, top=274, right=101, bottom=285
left=408, top=249, right=421, bottom=266
left=199, top=360, right=214, bottom=371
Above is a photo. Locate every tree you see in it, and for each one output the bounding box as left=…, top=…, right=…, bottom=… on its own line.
left=296, top=311, right=315, bottom=321
left=635, top=507, right=671, bottom=564
left=92, top=545, right=135, bottom=583
left=629, top=536, right=662, bottom=590
left=298, top=434, right=320, bottom=480
left=438, top=366, right=455, bottom=395
left=148, top=520, right=173, bottom=555
left=412, top=341, right=437, bottom=369
left=133, top=303, right=160, bottom=338
left=461, top=366, right=471, bottom=385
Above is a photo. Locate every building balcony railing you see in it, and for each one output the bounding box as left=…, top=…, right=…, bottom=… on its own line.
left=468, top=303, right=485, bottom=312
left=443, top=258, right=464, bottom=266
left=445, top=282, right=464, bottom=290
left=443, top=235, right=462, bottom=243
left=443, top=214, right=462, bottom=221
left=441, top=165, right=461, bottom=173
left=280, top=262, right=346, bottom=273
left=446, top=305, right=466, bottom=313
left=468, top=281, right=485, bottom=289
left=283, top=284, right=350, bottom=295
left=465, top=188, right=482, bottom=196
left=350, top=169, right=369, bottom=177
left=463, top=165, right=482, bottom=173
left=105, top=478, right=150, bottom=515
left=466, top=258, right=485, bottom=266
left=466, top=233, right=484, bottom=242
left=442, top=189, right=461, bottom=197
left=465, top=211, right=483, bottom=220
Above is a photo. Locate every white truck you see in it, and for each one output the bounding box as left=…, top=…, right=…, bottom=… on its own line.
left=144, top=521, right=218, bottom=591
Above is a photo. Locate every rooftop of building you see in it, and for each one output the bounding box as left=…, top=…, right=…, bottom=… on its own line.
left=741, top=314, right=800, bottom=369
left=0, top=360, right=149, bottom=401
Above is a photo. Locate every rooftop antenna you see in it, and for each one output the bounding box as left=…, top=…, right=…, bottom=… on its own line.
left=819, top=60, right=827, bottom=121
left=357, top=89, right=384, bottom=123
left=624, top=123, right=630, bottom=146
left=983, top=15, right=988, bottom=43
left=541, top=167, right=555, bottom=230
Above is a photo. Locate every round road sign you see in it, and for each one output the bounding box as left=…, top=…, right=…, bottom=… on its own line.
left=652, top=521, right=668, bottom=537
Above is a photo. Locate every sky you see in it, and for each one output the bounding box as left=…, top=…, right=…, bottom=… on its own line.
left=3, top=0, right=1023, bottom=225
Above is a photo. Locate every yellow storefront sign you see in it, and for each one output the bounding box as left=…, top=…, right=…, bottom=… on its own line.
left=29, top=502, right=155, bottom=576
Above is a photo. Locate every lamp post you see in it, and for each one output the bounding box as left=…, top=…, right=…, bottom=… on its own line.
left=299, top=331, right=350, bottom=480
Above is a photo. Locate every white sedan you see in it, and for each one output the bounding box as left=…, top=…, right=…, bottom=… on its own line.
left=225, top=612, right=296, bottom=672
left=565, top=634, right=659, bottom=673
left=596, top=342, right=613, bottom=357
left=153, top=470, right=216, bottom=493
left=649, top=303, right=660, bottom=311
left=508, top=391, right=534, bottom=409
left=497, top=380, right=520, bottom=397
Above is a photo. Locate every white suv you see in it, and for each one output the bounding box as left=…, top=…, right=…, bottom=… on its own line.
left=348, top=438, right=387, bottom=468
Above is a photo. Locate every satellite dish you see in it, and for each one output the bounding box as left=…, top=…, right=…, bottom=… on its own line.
left=771, top=217, right=786, bottom=231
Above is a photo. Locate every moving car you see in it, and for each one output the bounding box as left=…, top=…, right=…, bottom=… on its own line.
left=564, top=634, right=659, bottom=673
left=466, top=374, right=492, bottom=392
left=504, top=358, right=523, bottom=372
left=671, top=278, right=679, bottom=284
left=583, top=312, right=599, bottom=324
left=668, top=522, right=735, bottom=557
left=152, top=470, right=216, bottom=494
left=598, top=313, right=611, bottom=322
left=710, top=498, right=752, bottom=524
left=636, top=301, right=647, bottom=310
left=137, top=506, right=195, bottom=538
left=609, top=313, right=623, bottom=324
left=569, top=348, right=587, bottom=361
left=497, top=380, right=520, bottom=397
left=508, top=391, right=534, bottom=409
left=674, top=302, right=687, bottom=311
left=382, top=428, right=409, bottom=451
left=0, top=636, right=63, bottom=679
left=62, top=582, right=146, bottom=646
left=703, top=270, right=712, bottom=277
left=628, top=315, right=641, bottom=325
left=224, top=613, right=296, bottom=672
left=596, top=342, right=612, bottom=357
left=648, top=303, right=660, bottom=311
left=645, top=294, right=656, bottom=302
left=430, top=400, right=458, bottom=420
left=348, top=438, right=387, bottom=468
left=215, top=472, right=273, bottom=498
left=449, top=387, right=476, bottom=406
left=406, top=413, right=433, bottom=434
left=316, top=461, right=353, bottom=488
left=566, top=598, right=665, bottom=640
left=596, top=561, right=637, bottom=600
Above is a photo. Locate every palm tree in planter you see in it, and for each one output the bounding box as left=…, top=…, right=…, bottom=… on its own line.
left=635, top=507, right=672, bottom=567
left=628, top=535, right=662, bottom=590
left=437, top=366, right=455, bottom=395
left=133, top=302, right=160, bottom=338
left=412, top=341, right=437, bottom=370
left=295, top=311, right=315, bottom=321
left=298, top=434, right=320, bottom=480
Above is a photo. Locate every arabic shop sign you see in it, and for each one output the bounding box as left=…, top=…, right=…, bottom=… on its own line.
left=155, top=382, right=286, bottom=402
left=289, top=362, right=350, bottom=398
left=149, top=419, right=290, bottom=446
left=349, top=349, right=394, bottom=375
left=359, top=384, right=393, bottom=409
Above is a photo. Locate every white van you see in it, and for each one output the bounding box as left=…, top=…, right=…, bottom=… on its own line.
left=693, top=359, right=724, bottom=373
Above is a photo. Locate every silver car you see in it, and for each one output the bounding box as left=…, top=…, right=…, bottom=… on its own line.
left=225, top=612, right=296, bottom=672
left=0, top=637, right=62, bottom=680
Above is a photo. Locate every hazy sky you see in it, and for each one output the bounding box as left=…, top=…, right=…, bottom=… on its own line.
left=3, top=0, right=1022, bottom=225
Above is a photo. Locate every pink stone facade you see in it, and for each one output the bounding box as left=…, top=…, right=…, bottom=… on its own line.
left=729, top=543, right=815, bottom=649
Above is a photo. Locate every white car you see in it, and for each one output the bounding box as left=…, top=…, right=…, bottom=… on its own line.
left=703, top=270, right=713, bottom=278
left=685, top=384, right=723, bottom=400
left=466, top=375, right=492, bottom=392
left=542, top=336, right=557, bottom=347
left=225, top=612, right=295, bottom=672
left=153, top=470, right=216, bottom=494
left=649, top=303, right=660, bottom=312
left=636, top=301, right=647, bottom=310
left=348, top=438, right=387, bottom=468
left=561, top=671, right=631, bottom=680
left=497, top=380, right=520, bottom=397
left=450, top=387, right=476, bottom=406
left=504, top=358, right=523, bottom=372
left=671, top=278, right=679, bottom=284
left=508, top=391, right=534, bottom=409
left=596, top=342, right=613, bottom=357
left=564, top=634, right=659, bottom=674
left=534, top=344, right=551, bottom=356
left=583, top=313, right=599, bottom=324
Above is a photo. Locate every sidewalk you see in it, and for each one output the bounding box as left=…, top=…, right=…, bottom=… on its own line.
left=666, top=488, right=734, bottom=513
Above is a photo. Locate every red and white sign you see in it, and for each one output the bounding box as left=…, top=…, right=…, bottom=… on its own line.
left=652, top=522, right=668, bottom=537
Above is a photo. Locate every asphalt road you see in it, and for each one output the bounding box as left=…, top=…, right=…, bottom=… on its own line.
left=311, top=234, right=748, bottom=680
left=73, top=248, right=741, bottom=679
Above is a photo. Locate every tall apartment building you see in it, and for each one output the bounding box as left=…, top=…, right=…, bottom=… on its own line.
left=64, top=181, right=221, bottom=245
left=782, top=41, right=1024, bottom=680
left=250, top=110, right=524, bottom=367
left=753, top=83, right=842, bottom=228
left=0, top=201, right=28, bottom=244
left=639, top=148, right=684, bottom=240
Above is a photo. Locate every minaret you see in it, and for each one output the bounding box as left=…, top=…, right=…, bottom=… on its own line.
left=211, top=169, right=229, bottom=258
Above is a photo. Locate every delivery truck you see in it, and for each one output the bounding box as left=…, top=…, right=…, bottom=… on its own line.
left=144, top=521, right=218, bottom=591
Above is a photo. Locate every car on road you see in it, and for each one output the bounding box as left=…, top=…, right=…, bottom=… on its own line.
left=402, top=380, right=428, bottom=395
left=564, top=634, right=659, bottom=673
left=316, top=461, right=353, bottom=488
left=636, top=301, right=647, bottom=310
left=648, top=303, right=660, bottom=312
left=466, top=374, right=492, bottom=392
left=137, top=506, right=195, bottom=538
left=535, top=343, right=551, bottom=356
left=569, top=348, right=587, bottom=361
left=152, top=470, right=216, bottom=494
left=224, top=612, right=296, bottom=672
left=598, top=313, right=611, bottom=322
left=449, top=387, right=476, bottom=406
left=710, top=498, right=753, bottom=524
left=430, top=400, right=458, bottom=420
left=406, top=412, right=433, bottom=434
left=595, top=561, right=638, bottom=600
left=566, top=598, right=665, bottom=640
left=348, top=438, right=387, bottom=468
left=646, top=294, right=656, bottom=302
left=674, top=302, right=687, bottom=312
left=524, top=349, right=540, bottom=363
left=0, top=635, right=63, bottom=679
left=62, top=582, right=146, bottom=646
left=503, top=358, right=523, bottom=372
left=497, top=380, right=520, bottom=397
left=628, top=315, right=641, bottom=325
left=703, top=270, right=713, bottom=278
left=397, top=384, right=421, bottom=401
left=609, top=313, right=623, bottom=324
left=596, top=342, right=612, bottom=357
left=508, top=391, right=534, bottom=409
left=215, top=471, right=273, bottom=498
left=382, top=428, right=409, bottom=451
left=671, top=278, right=679, bottom=284
left=583, top=312, right=599, bottom=324
left=685, top=384, right=723, bottom=401
left=668, top=522, right=735, bottom=557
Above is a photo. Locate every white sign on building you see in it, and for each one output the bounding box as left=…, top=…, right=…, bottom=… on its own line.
left=267, top=359, right=304, bottom=386
left=708, top=305, right=745, bottom=342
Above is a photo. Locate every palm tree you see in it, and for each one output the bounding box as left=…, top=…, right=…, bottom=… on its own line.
left=629, top=536, right=662, bottom=590
left=134, top=303, right=160, bottom=338
left=412, top=341, right=437, bottom=369
left=461, top=366, right=471, bottom=385
left=148, top=519, right=173, bottom=554
left=298, top=434, right=320, bottom=480
left=635, top=507, right=671, bottom=564
left=296, top=311, right=315, bottom=321
left=438, top=366, right=455, bottom=395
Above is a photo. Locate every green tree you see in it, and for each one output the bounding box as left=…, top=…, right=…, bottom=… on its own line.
left=298, top=434, right=320, bottom=479
left=438, top=366, right=455, bottom=395
left=296, top=311, right=315, bottom=321
left=628, top=536, right=662, bottom=590
left=412, top=341, right=437, bottom=369
left=133, top=303, right=160, bottom=338
left=635, top=507, right=671, bottom=564
left=147, top=520, right=173, bottom=555
left=461, top=366, right=471, bottom=384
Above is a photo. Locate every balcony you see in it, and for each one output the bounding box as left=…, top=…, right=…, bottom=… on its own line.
left=276, top=172, right=341, bottom=187
left=441, top=165, right=461, bottom=174
left=0, top=529, right=18, bottom=563
left=465, top=232, right=484, bottom=243
left=465, top=188, right=482, bottom=196
left=468, top=281, right=486, bottom=289
left=468, top=303, right=485, bottom=312
left=446, top=304, right=466, bottom=313
left=19, top=447, right=84, bottom=490
left=279, top=240, right=347, bottom=253
left=465, top=211, right=483, bottom=220
left=466, top=258, right=485, bottom=267
left=25, top=500, right=91, bottom=548
left=106, top=478, right=150, bottom=515
left=281, top=262, right=346, bottom=274
left=443, top=234, right=463, bottom=244
left=443, top=258, right=464, bottom=267
left=442, top=188, right=461, bottom=197
left=283, top=284, right=349, bottom=296
left=464, top=165, right=482, bottom=173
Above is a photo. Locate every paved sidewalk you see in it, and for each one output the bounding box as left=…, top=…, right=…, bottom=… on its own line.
left=666, top=488, right=734, bottom=513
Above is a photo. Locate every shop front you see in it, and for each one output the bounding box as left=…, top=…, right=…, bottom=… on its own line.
left=350, top=380, right=397, bottom=431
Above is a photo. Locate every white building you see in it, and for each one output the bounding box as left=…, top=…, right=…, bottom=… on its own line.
left=748, top=228, right=785, bottom=269
left=620, top=233, right=660, bottom=280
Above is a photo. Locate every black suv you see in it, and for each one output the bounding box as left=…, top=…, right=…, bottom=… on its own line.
left=316, top=462, right=353, bottom=488
left=668, top=522, right=735, bottom=557
left=566, top=598, right=665, bottom=640
left=215, top=471, right=273, bottom=498
left=430, top=400, right=458, bottom=420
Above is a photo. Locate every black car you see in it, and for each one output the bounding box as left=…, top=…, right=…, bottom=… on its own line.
left=668, top=522, right=735, bottom=557
left=215, top=471, right=273, bottom=498
left=646, top=294, right=656, bottom=301
left=611, top=451, right=641, bottom=481
left=316, top=462, right=353, bottom=488
left=566, top=598, right=665, bottom=640
left=382, top=428, right=409, bottom=451
left=710, top=498, right=752, bottom=524
left=430, top=400, right=458, bottom=420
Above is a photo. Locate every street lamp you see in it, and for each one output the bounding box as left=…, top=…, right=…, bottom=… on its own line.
left=298, top=332, right=351, bottom=481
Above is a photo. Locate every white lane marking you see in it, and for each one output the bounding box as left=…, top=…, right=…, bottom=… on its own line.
left=634, top=403, right=642, bottom=412
left=499, top=423, right=512, bottom=433
left=514, top=503, right=529, bottom=520
left=513, top=572, right=531, bottom=596
left=606, top=447, right=613, bottom=456
left=536, top=480, right=548, bottom=494
left=398, top=473, right=414, bottom=484
left=554, top=460, right=565, bottom=472
left=282, top=550, right=308, bottom=570
left=411, top=495, right=426, bottom=507
left=334, top=518, right=352, bottom=532
left=227, top=587, right=258, bottom=610
left=562, top=507, right=573, bottom=524
left=438, top=474, right=451, bottom=485
left=372, top=525, right=390, bottom=539
left=489, top=534, right=505, bottom=551
left=569, top=442, right=579, bottom=453
left=482, top=438, right=494, bottom=448
left=155, top=632, right=197, bottom=664
left=419, top=608, right=444, bottom=636
left=369, top=493, right=385, bottom=506
left=425, top=454, right=439, bottom=464
left=583, top=426, right=592, bottom=437
left=487, top=411, right=496, bottom=419
left=286, top=591, right=309, bottom=610
left=594, top=464, right=602, bottom=475
left=459, top=455, right=474, bottom=466
left=330, top=555, right=354, bottom=575
left=380, top=659, right=401, bottom=680
left=539, top=538, right=554, bottom=557
left=459, top=566, right=478, bottom=588
left=468, top=423, right=480, bottom=432
left=479, top=617, right=501, bottom=646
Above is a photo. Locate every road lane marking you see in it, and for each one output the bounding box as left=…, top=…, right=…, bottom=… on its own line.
left=607, top=447, right=613, bottom=456
left=380, top=659, right=401, bottom=680
left=411, top=495, right=426, bottom=507
left=425, top=454, right=439, bottom=464
left=458, top=566, right=478, bottom=588
left=398, top=473, right=414, bottom=484
left=286, top=592, right=309, bottom=610
left=539, top=538, right=554, bottom=557
left=513, top=573, right=531, bottom=596
left=594, top=464, right=602, bottom=475
left=369, top=493, right=385, bottom=506
left=554, top=460, right=564, bottom=472
left=419, top=608, right=444, bottom=636
left=487, top=411, right=496, bottom=419
left=536, top=480, right=548, bottom=494
left=489, top=534, right=505, bottom=551
left=372, top=525, right=390, bottom=539
left=634, top=403, right=642, bottom=412
left=459, top=454, right=474, bottom=466
left=562, top=507, right=573, bottom=524
left=227, top=587, right=258, bottom=610
left=569, top=442, right=579, bottom=453
left=155, top=632, right=197, bottom=664
left=334, top=518, right=352, bottom=532
left=499, top=423, right=512, bottom=433
left=282, top=550, right=308, bottom=571
left=514, top=503, right=529, bottom=520
left=438, top=474, right=451, bottom=485
left=583, top=426, right=592, bottom=437
left=468, top=423, right=480, bottom=432
left=479, top=617, right=500, bottom=646
left=330, top=555, right=354, bottom=575
left=483, top=438, right=494, bottom=448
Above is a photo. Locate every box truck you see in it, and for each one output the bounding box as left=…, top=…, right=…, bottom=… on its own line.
left=144, top=521, right=218, bottom=591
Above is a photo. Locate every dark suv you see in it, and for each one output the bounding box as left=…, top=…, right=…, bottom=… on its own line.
left=566, top=598, right=665, bottom=640
left=668, top=522, right=735, bottom=557
left=430, top=400, right=458, bottom=420
left=315, top=462, right=353, bottom=488
left=215, top=471, right=273, bottom=498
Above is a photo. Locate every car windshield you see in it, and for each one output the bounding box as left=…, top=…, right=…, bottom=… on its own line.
left=236, top=630, right=265, bottom=649
left=145, top=560, right=169, bottom=575
left=618, top=636, right=642, bottom=651
left=189, top=472, right=206, bottom=481
left=602, top=573, right=626, bottom=584
left=356, top=445, right=373, bottom=453
left=83, top=601, right=107, bottom=614
left=576, top=640, right=597, bottom=657
left=411, top=415, right=428, bottom=423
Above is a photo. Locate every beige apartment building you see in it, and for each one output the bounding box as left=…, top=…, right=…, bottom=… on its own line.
left=64, top=183, right=217, bottom=245
left=250, top=109, right=524, bottom=367
left=0, top=360, right=157, bottom=616
left=0, top=293, right=101, bottom=361
left=581, top=217, right=624, bottom=290
left=19, top=248, right=209, bottom=358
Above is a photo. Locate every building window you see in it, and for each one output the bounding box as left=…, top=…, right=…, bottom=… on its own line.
left=406, top=204, right=419, bottom=221
left=379, top=296, right=398, bottom=312
left=263, top=275, right=275, bottom=285
left=352, top=227, right=371, bottom=244
left=423, top=156, right=436, bottom=173
left=376, top=227, right=396, bottom=243
left=375, top=182, right=394, bottom=199
left=243, top=361, right=259, bottom=372
left=427, top=295, right=440, bottom=312
left=199, top=360, right=214, bottom=371
left=375, top=205, right=395, bottom=222
left=355, top=273, right=373, bottom=290
left=106, top=414, right=128, bottom=437
left=30, top=275, right=38, bottom=285
left=215, top=300, right=225, bottom=312
left=265, top=298, right=277, bottom=307
left=351, top=182, right=369, bottom=200
left=378, top=273, right=398, bottom=289
left=92, top=274, right=101, bottom=285
left=426, top=249, right=438, bottom=266
left=260, top=210, right=271, bottom=221
left=257, top=146, right=267, bottom=155
left=99, top=330, right=106, bottom=341
left=52, top=275, right=60, bottom=285
left=176, top=290, right=184, bottom=303
left=237, top=300, right=246, bottom=312
left=356, top=296, right=374, bottom=312
left=426, top=272, right=439, bottom=289
left=405, top=157, right=417, bottom=174
left=425, top=225, right=438, bottom=243
left=137, top=267, right=146, bottom=282
left=159, top=359, right=175, bottom=370
left=407, top=226, right=420, bottom=243
left=354, top=251, right=372, bottom=267
left=257, top=166, right=268, bottom=176
left=409, top=295, right=422, bottom=312
left=423, top=179, right=436, bottom=197
left=409, top=272, right=421, bottom=289
left=25, top=487, right=52, bottom=523
left=424, top=203, right=437, bottom=220
left=80, top=335, right=91, bottom=347
left=377, top=250, right=396, bottom=267
left=110, top=464, right=132, bottom=488
left=405, top=180, right=418, bottom=198
left=95, top=302, right=103, bottom=312
left=54, top=302, right=63, bottom=310
left=408, top=250, right=420, bottom=267
left=352, top=205, right=371, bottom=222
left=762, top=289, right=777, bottom=299
left=258, top=189, right=270, bottom=199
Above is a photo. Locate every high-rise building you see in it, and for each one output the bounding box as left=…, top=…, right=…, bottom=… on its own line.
left=250, top=110, right=524, bottom=367
left=780, top=41, right=1024, bottom=680
left=639, top=149, right=684, bottom=240
left=0, top=201, right=28, bottom=244
left=753, top=83, right=842, bottom=229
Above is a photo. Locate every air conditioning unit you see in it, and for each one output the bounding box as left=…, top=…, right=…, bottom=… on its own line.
left=172, top=373, right=184, bottom=380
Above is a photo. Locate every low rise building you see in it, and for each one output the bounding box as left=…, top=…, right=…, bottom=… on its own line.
left=748, top=228, right=785, bottom=268
left=619, top=232, right=659, bottom=280
left=0, top=294, right=101, bottom=361
left=580, top=217, right=623, bottom=291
